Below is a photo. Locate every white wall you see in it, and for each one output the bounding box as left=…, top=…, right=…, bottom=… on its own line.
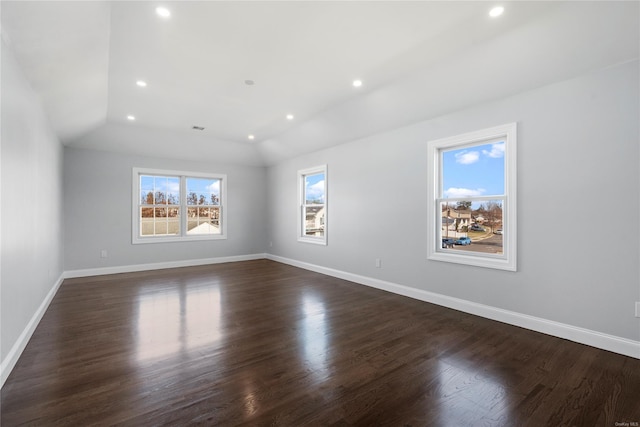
left=63, top=147, right=268, bottom=272
left=267, top=60, right=640, bottom=344
left=1, top=40, right=65, bottom=376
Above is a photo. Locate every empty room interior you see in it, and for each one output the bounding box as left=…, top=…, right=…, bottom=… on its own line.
left=1, top=1, right=639, bottom=425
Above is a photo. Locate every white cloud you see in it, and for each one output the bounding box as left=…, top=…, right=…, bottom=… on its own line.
left=455, top=150, right=480, bottom=165
left=444, top=187, right=486, bottom=198
left=482, top=142, right=505, bottom=158
left=306, top=180, right=325, bottom=201
left=168, top=181, right=180, bottom=194
left=207, top=180, right=220, bottom=194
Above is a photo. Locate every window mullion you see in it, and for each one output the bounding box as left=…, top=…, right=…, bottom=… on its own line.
left=180, top=175, right=187, bottom=237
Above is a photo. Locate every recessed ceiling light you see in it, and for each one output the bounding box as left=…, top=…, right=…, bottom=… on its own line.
left=127, top=115, right=136, bottom=121
left=489, top=6, right=504, bottom=17
left=286, top=114, right=294, bottom=120
left=156, top=6, right=171, bottom=18
left=136, top=80, right=147, bottom=87
left=352, top=79, right=363, bottom=88
left=248, top=134, right=255, bottom=140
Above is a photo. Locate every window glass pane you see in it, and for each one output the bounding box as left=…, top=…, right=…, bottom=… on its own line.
left=141, top=175, right=155, bottom=205
left=140, top=207, right=154, bottom=235
left=187, top=206, right=220, bottom=235
left=154, top=207, right=166, bottom=219
left=304, top=173, right=325, bottom=204
left=167, top=177, right=180, bottom=205
left=440, top=200, right=503, bottom=255
left=154, top=177, right=169, bottom=205
left=441, top=141, right=505, bottom=198
left=154, top=220, right=168, bottom=235
left=304, top=206, right=325, bottom=237
left=167, top=208, right=180, bottom=235
left=209, top=206, right=220, bottom=227
left=139, top=207, right=180, bottom=237
left=186, top=178, right=220, bottom=206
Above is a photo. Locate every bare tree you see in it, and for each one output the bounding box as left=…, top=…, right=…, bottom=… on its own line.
left=485, top=201, right=503, bottom=231
left=456, top=201, right=472, bottom=210
left=167, top=193, right=179, bottom=205
left=188, top=192, right=198, bottom=205
left=154, top=191, right=166, bottom=205
left=142, top=192, right=154, bottom=205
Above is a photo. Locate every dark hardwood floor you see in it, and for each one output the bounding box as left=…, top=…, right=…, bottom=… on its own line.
left=2, top=259, right=639, bottom=426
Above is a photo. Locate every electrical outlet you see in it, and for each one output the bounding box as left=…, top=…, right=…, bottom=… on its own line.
left=101, top=249, right=108, bottom=258
left=375, top=258, right=381, bottom=268
left=636, top=302, right=640, bottom=318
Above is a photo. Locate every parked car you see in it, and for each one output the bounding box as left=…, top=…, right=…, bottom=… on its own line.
left=442, top=238, right=456, bottom=248
left=494, top=229, right=503, bottom=235
left=470, top=224, right=485, bottom=232
left=454, top=237, right=472, bottom=245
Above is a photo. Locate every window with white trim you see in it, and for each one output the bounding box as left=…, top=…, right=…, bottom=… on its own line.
left=132, top=168, right=227, bottom=244
left=427, top=123, right=516, bottom=271
left=298, top=165, right=327, bottom=245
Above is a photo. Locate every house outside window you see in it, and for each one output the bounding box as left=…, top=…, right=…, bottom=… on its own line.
left=132, top=168, right=227, bottom=244
left=427, top=123, right=517, bottom=271
left=298, top=165, right=327, bottom=245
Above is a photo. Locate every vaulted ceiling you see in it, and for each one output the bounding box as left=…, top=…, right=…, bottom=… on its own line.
left=2, top=1, right=638, bottom=166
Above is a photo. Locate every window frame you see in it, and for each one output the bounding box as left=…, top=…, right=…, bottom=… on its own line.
left=132, top=167, right=227, bottom=244
left=297, top=165, right=328, bottom=245
left=427, top=123, right=517, bottom=271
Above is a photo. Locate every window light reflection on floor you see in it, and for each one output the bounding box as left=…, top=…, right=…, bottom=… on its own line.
left=135, top=286, right=222, bottom=361
left=300, top=296, right=330, bottom=382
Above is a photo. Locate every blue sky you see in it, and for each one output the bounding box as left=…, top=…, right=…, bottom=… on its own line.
left=305, top=172, right=325, bottom=203
left=186, top=178, right=220, bottom=199
left=140, top=175, right=220, bottom=204
left=442, top=141, right=505, bottom=199
left=140, top=176, right=179, bottom=203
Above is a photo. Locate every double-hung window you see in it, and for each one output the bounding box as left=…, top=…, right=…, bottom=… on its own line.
left=427, top=123, right=517, bottom=271
left=298, top=165, right=327, bottom=245
left=133, top=168, right=227, bottom=244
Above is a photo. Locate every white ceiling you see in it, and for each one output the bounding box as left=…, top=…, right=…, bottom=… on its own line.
left=2, top=1, right=638, bottom=166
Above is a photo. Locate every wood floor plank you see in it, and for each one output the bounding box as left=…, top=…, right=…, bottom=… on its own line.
left=2, top=259, right=639, bottom=426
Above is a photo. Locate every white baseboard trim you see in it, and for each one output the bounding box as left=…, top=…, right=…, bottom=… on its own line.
left=1, top=272, right=65, bottom=388
left=64, top=253, right=267, bottom=279
left=3, top=253, right=637, bottom=392
left=266, top=254, right=640, bottom=359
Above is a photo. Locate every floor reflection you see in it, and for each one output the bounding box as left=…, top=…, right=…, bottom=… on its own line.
left=185, top=287, right=223, bottom=349
left=299, top=295, right=330, bottom=381
left=241, top=378, right=259, bottom=418
left=136, top=285, right=222, bottom=361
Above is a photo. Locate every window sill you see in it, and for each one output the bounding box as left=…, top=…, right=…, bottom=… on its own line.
left=428, top=250, right=516, bottom=271
left=297, top=236, right=327, bottom=246
left=133, top=234, right=227, bottom=244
